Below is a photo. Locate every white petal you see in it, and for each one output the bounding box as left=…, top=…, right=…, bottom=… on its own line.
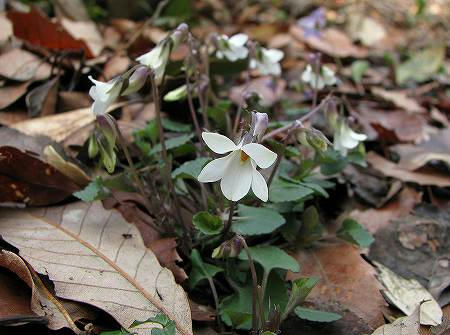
left=349, top=129, right=367, bottom=142
left=202, top=132, right=238, bottom=154
left=251, top=166, right=268, bottom=201
left=223, top=50, right=238, bottom=62
left=264, top=48, right=284, bottom=62
left=91, top=99, right=109, bottom=116
left=197, top=153, right=234, bottom=182
left=136, top=47, right=161, bottom=68
left=216, top=51, right=225, bottom=59
left=231, top=46, right=249, bottom=59
left=301, top=66, right=313, bottom=82
left=340, top=132, right=359, bottom=149
left=229, top=33, right=248, bottom=47
left=249, top=59, right=257, bottom=70
left=220, top=153, right=253, bottom=201
left=266, top=62, right=281, bottom=76
left=242, top=143, right=277, bottom=169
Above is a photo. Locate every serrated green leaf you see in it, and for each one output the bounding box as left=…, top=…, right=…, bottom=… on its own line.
left=337, top=219, right=374, bottom=248
left=232, top=205, right=286, bottom=235
left=192, top=211, right=223, bottom=235
left=294, top=307, right=341, bottom=322
left=238, top=245, right=299, bottom=274
left=172, top=157, right=210, bottom=179
left=189, top=249, right=223, bottom=289
left=269, top=179, right=314, bottom=203
left=149, top=134, right=194, bottom=155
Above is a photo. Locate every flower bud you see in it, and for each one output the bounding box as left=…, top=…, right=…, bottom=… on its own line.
left=121, top=66, right=149, bottom=96
left=88, top=134, right=99, bottom=158
left=298, top=127, right=330, bottom=153
left=251, top=112, right=269, bottom=141
left=212, top=236, right=243, bottom=259
left=163, top=84, right=187, bottom=102
left=171, top=23, right=189, bottom=47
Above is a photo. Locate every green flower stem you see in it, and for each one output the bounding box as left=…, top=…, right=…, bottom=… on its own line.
left=207, top=277, right=223, bottom=332
left=221, top=201, right=235, bottom=239
left=113, top=120, right=164, bottom=234
left=237, top=235, right=263, bottom=332
left=149, top=71, right=187, bottom=235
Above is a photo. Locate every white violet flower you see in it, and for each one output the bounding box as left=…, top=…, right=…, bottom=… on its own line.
left=250, top=47, right=284, bottom=76
left=88, top=76, right=123, bottom=116
left=333, top=121, right=367, bottom=155
left=197, top=132, right=277, bottom=202
left=216, top=34, right=249, bottom=62
left=136, top=41, right=171, bottom=85
left=301, top=64, right=337, bottom=90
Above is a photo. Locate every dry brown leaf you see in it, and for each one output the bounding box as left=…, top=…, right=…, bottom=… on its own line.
left=359, top=109, right=428, bottom=143
left=390, top=128, right=450, bottom=171
left=287, top=243, right=386, bottom=331
left=43, top=145, right=90, bottom=187
left=350, top=187, right=422, bottom=234
left=53, top=0, right=90, bottom=21
left=0, top=81, right=31, bottom=109
left=10, top=102, right=125, bottom=143
left=290, top=26, right=368, bottom=58
left=372, top=303, right=421, bottom=335
left=0, top=146, right=80, bottom=206
left=26, top=77, right=60, bottom=117
left=60, top=18, right=104, bottom=57
left=0, top=13, right=13, bottom=44
left=230, top=77, right=286, bottom=107
left=58, top=91, right=92, bottom=112
left=0, top=49, right=51, bottom=82
left=371, top=87, right=426, bottom=113
left=102, top=55, right=131, bottom=81
left=0, top=111, right=29, bottom=126
left=367, top=152, right=450, bottom=187
left=0, top=202, right=193, bottom=335
left=0, top=250, right=93, bottom=332
left=148, top=238, right=188, bottom=283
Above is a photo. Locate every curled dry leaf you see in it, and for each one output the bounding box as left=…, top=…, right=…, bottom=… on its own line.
left=0, top=146, right=80, bottom=206
left=367, top=152, right=450, bottom=187
left=290, top=26, right=368, bottom=58
left=287, top=243, right=386, bottom=332
left=371, top=87, right=425, bottom=114
left=26, top=77, right=60, bottom=117
left=371, top=303, right=421, bottom=335
left=0, top=202, right=193, bottom=335
left=350, top=187, right=422, bottom=234
left=0, top=81, right=31, bottom=110
left=390, top=128, right=450, bottom=171
left=0, top=250, right=94, bottom=332
left=374, top=262, right=442, bottom=326
left=10, top=102, right=125, bottom=143
left=0, top=48, right=51, bottom=82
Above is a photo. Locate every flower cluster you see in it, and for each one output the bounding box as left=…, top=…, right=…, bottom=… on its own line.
left=302, top=64, right=337, bottom=90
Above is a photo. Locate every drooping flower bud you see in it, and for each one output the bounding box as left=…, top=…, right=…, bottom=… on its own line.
left=251, top=111, right=269, bottom=142
left=136, top=23, right=189, bottom=85
left=163, top=84, right=187, bottom=102
left=298, top=127, right=330, bottom=153
left=212, top=236, right=243, bottom=259
left=121, top=66, right=149, bottom=96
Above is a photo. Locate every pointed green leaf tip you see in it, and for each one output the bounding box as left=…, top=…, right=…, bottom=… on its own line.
left=294, top=307, right=341, bottom=322
left=238, top=245, right=300, bottom=273
left=232, top=204, right=286, bottom=235
left=189, top=249, right=223, bottom=289
left=337, top=218, right=374, bottom=248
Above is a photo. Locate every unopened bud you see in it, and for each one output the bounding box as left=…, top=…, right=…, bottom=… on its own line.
left=298, top=127, right=330, bottom=153
left=212, top=236, right=243, bottom=259
left=122, top=66, right=149, bottom=96
left=163, top=84, right=187, bottom=102
left=251, top=112, right=269, bottom=141
left=88, top=134, right=99, bottom=158
left=171, top=23, right=189, bottom=48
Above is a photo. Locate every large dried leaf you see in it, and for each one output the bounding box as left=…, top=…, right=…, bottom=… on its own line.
left=0, top=48, right=51, bottom=82
left=0, top=202, right=193, bottom=335
left=0, top=250, right=93, bottom=332
left=367, top=152, right=450, bottom=187
left=287, top=243, right=386, bottom=332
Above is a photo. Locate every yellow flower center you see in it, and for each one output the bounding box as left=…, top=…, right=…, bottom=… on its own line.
left=240, top=150, right=249, bottom=162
